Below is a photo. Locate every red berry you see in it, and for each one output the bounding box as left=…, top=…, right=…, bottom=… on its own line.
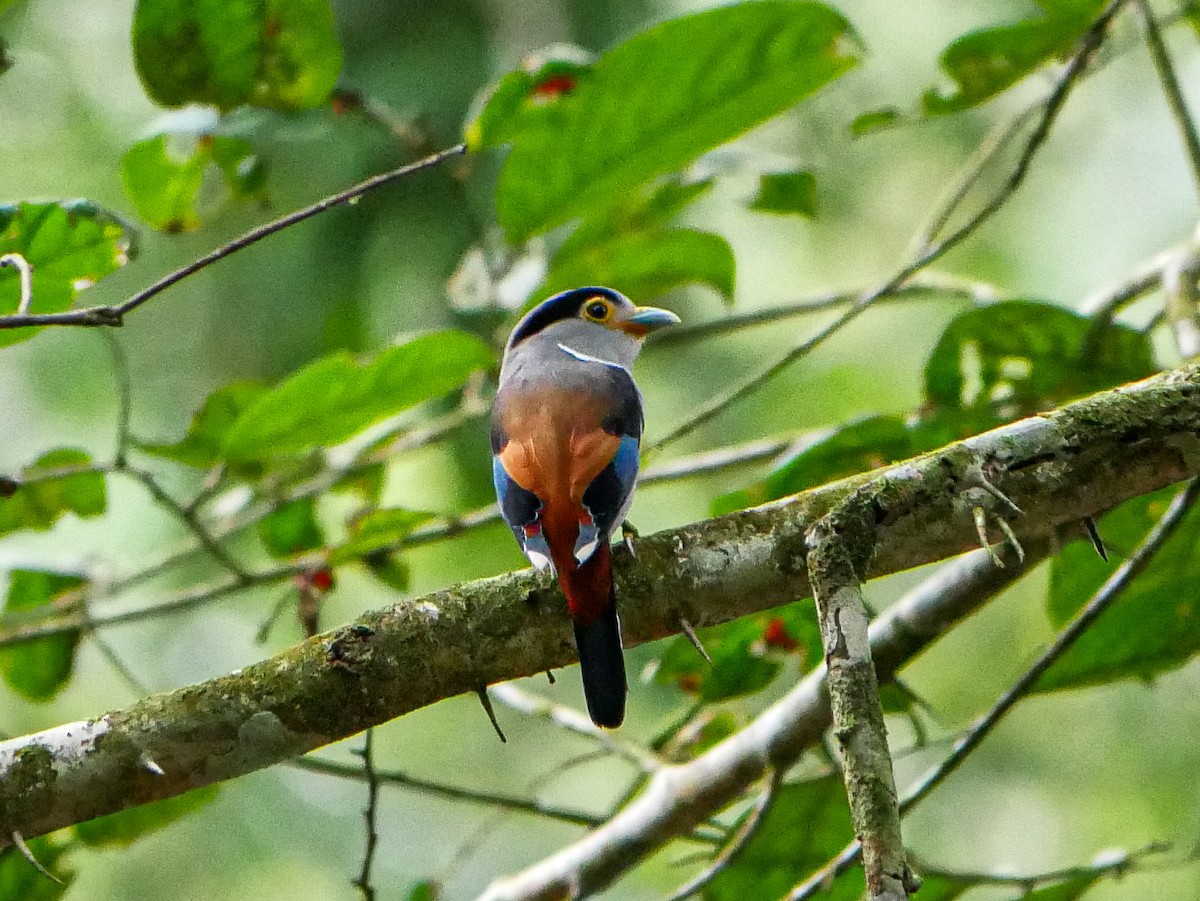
left=762, top=617, right=798, bottom=651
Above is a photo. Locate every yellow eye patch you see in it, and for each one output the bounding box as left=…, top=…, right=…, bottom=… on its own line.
left=581, top=297, right=613, bottom=323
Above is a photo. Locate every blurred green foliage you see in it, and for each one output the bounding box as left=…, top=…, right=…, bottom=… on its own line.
left=2, top=0, right=1200, bottom=898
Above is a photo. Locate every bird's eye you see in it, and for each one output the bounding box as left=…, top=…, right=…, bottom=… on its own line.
left=583, top=299, right=612, bottom=322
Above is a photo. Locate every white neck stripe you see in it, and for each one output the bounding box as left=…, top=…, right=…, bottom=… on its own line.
left=556, top=342, right=628, bottom=372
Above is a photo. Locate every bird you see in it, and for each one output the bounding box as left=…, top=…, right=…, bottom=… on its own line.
left=491, top=286, right=680, bottom=727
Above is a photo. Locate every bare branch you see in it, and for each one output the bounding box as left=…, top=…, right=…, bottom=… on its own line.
left=118, top=464, right=252, bottom=582
left=787, top=479, right=1200, bottom=900
left=916, top=840, right=1173, bottom=890
left=806, top=491, right=913, bottom=900
left=351, top=730, right=380, bottom=901
left=292, top=756, right=607, bottom=830
left=650, top=277, right=998, bottom=350
left=0, top=145, right=467, bottom=331
left=489, top=684, right=662, bottom=772
left=1138, top=0, right=1200, bottom=196
left=1, top=359, right=1198, bottom=863
left=663, top=768, right=780, bottom=901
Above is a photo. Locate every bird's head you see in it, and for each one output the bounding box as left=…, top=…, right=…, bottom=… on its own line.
left=505, top=287, right=680, bottom=365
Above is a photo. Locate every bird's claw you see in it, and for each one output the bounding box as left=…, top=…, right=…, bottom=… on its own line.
left=962, top=464, right=1024, bottom=568
left=621, top=520, right=640, bottom=558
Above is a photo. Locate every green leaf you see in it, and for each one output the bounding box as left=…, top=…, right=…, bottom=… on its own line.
left=540, top=228, right=735, bottom=304
left=0, top=201, right=135, bottom=348
left=0, top=570, right=85, bottom=701
left=750, top=171, right=817, bottom=216
left=903, top=874, right=973, bottom=901
left=258, top=498, right=324, bottom=558
left=1040, top=489, right=1200, bottom=692
left=467, top=46, right=594, bottom=150
left=75, top=784, right=219, bottom=847
left=363, top=552, right=411, bottom=592
left=924, top=301, right=1156, bottom=411
left=557, top=176, right=714, bottom=259
left=137, top=380, right=267, bottom=468
left=0, top=834, right=72, bottom=900
left=922, top=4, right=1104, bottom=115
left=1038, top=0, right=1108, bottom=23
left=654, top=602, right=821, bottom=702
left=222, top=331, right=494, bottom=461
left=330, top=462, right=386, bottom=503
left=332, top=508, right=435, bottom=563
left=407, top=882, right=440, bottom=901
left=121, top=133, right=204, bottom=232
left=850, top=106, right=903, bottom=136
left=1019, top=875, right=1097, bottom=900
left=121, top=132, right=265, bottom=232
left=0, top=448, right=107, bottom=536
left=1186, top=1, right=1200, bottom=39
left=706, top=776, right=860, bottom=901
left=477, top=1, right=860, bottom=240
left=132, top=0, right=342, bottom=112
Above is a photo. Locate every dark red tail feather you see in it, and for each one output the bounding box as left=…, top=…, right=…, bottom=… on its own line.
left=559, top=542, right=626, bottom=728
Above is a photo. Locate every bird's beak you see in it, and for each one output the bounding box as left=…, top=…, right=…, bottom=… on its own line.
left=621, top=306, right=681, bottom=336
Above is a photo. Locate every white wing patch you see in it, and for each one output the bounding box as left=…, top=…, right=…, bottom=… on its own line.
left=574, top=538, right=599, bottom=565
left=557, top=342, right=630, bottom=372
left=526, top=548, right=555, bottom=575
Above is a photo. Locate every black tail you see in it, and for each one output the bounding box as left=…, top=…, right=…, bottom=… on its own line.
left=574, top=600, right=627, bottom=728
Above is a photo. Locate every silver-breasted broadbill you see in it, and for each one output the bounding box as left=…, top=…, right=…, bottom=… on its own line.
left=490, top=287, right=680, bottom=727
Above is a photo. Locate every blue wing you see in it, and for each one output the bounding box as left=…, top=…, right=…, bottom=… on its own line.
left=492, top=455, right=555, bottom=573
left=575, top=435, right=640, bottom=564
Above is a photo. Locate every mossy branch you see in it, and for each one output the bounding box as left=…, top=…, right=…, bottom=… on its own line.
left=1, top=361, right=1200, bottom=858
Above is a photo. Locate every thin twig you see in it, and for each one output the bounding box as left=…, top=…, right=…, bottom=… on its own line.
left=104, top=332, right=134, bottom=467
left=1162, top=242, right=1200, bottom=359
left=352, top=729, right=380, bottom=901
left=650, top=0, right=1122, bottom=453
left=0, top=145, right=468, bottom=331
left=89, top=630, right=150, bottom=696
left=650, top=278, right=997, bottom=349
left=910, top=107, right=1040, bottom=250
left=786, top=476, right=1200, bottom=901
left=916, top=840, right=1173, bottom=890
left=1138, top=0, right=1200, bottom=195
left=0, top=253, right=33, bottom=314
left=663, top=768, right=780, bottom=901
left=118, top=464, right=251, bottom=582
left=489, top=684, right=662, bottom=772
left=0, top=564, right=301, bottom=651
left=292, top=756, right=608, bottom=829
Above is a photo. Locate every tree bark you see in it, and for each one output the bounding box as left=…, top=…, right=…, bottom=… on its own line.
left=1, top=361, right=1198, bottom=850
